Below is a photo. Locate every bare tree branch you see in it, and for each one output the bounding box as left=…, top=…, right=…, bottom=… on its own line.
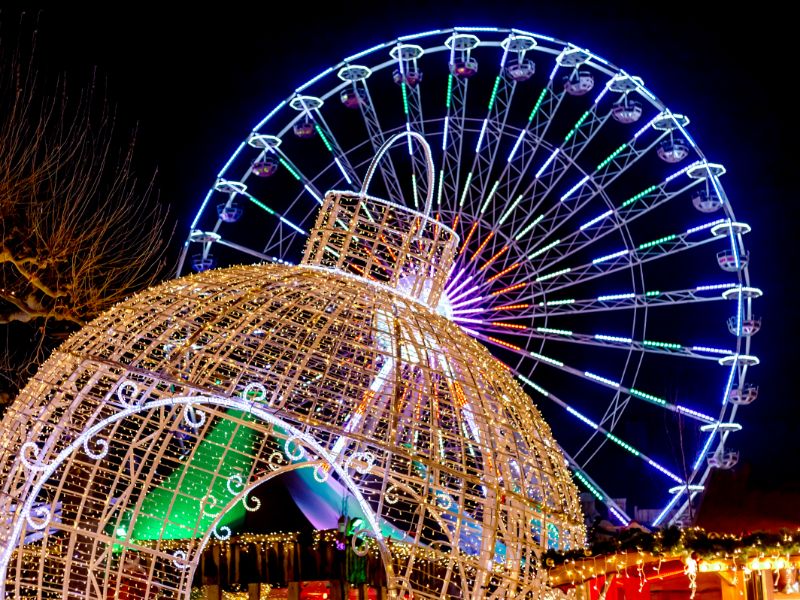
left=0, top=10, right=176, bottom=403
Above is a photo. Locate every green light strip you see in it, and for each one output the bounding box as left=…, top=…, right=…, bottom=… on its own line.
left=638, top=233, right=677, bottom=250
left=536, top=267, right=570, bottom=282
left=498, top=195, right=523, bottom=225
left=445, top=73, right=454, bottom=109
left=563, top=111, right=590, bottom=143
left=607, top=433, right=640, bottom=456
left=573, top=470, right=604, bottom=501
left=643, top=339, right=682, bottom=350
left=529, top=351, right=563, bottom=367
left=537, top=327, right=573, bottom=336
left=514, top=214, right=543, bottom=241
left=401, top=82, right=410, bottom=115
left=278, top=158, right=302, bottom=181
left=411, top=173, right=419, bottom=208
left=620, top=185, right=658, bottom=208
left=630, top=388, right=668, bottom=406
left=488, top=75, right=502, bottom=110
left=517, top=374, right=548, bottom=396
left=436, top=170, right=444, bottom=206
left=245, top=194, right=276, bottom=216
left=645, top=290, right=661, bottom=297
left=459, top=172, right=472, bottom=207
left=527, top=238, right=560, bottom=260
left=597, top=143, right=628, bottom=170
left=538, top=298, right=575, bottom=306
left=528, top=88, right=548, bottom=121
left=480, top=180, right=499, bottom=214
left=314, top=124, right=334, bottom=152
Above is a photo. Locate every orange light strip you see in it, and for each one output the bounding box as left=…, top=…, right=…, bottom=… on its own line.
left=489, top=322, right=527, bottom=330
left=470, top=231, right=495, bottom=262
left=486, top=262, right=520, bottom=284
left=479, top=245, right=508, bottom=272
left=491, top=303, right=530, bottom=311
left=452, top=214, right=460, bottom=231
left=458, top=222, right=478, bottom=257
left=485, top=336, right=522, bottom=351
left=378, top=234, right=398, bottom=262
left=490, top=282, right=526, bottom=296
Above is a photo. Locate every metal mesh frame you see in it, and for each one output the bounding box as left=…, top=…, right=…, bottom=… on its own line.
left=0, top=195, right=584, bottom=599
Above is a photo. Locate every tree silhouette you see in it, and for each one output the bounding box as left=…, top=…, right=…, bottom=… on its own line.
left=0, top=10, right=174, bottom=404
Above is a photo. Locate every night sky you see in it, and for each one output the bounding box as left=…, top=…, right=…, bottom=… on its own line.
left=9, top=3, right=797, bottom=519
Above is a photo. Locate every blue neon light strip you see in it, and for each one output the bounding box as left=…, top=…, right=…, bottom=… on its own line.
left=560, top=175, right=589, bottom=202
left=475, top=118, right=489, bottom=152
left=398, top=30, right=443, bottom=41
left=508, top=130, right=526, bottom=163
left=535, top=149, right=560, bottom=178
left=592, top=249, right=628, bottom=264
left=345, top=42, right=389, bottom=63
left=254, top=100, right=288, bottom=131
left=584, top=371, right=619, bottom=388
left=580, top=210, right=613, bottom=231
left=695, top=283, right=738, bottom=291
left=295, top=67, right=335, bottom=93
left=217, top=142, right=247, bottom=179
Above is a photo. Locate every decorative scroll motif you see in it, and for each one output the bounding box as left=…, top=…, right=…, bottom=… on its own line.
left=345, top=451, right=375, bottom=474
left=268, top=451, right=285, bottom=471
left=172, top=550, right=189, bottom=569
left=284, top=436, right=305, bottom=462
left=226, top=472, right=261, bottom=512
left=201, top=495, right=221, bottom=518
left=241, top=382, right=267, bottom=404
left=25, top=504, right=51, bottom=531
left=313, top=463, right=331, bottom=483
left=351, top=527, right=372, bottom=557
left=385, top=485, right=400, bottom=505
left=435, top=490, right=452, bottom=510
left=183, top=405, right=206, bottom=428
left=83, top=436, right=109, bottom=460
left=115, top=380, right=145, bottom=407
left=212, top=524, right=231, bottom=541
left=19, top=443, right=48, bottom=472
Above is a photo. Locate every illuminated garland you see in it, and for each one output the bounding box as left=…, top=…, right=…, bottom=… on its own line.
left=543, top=525, right=800, bottom=586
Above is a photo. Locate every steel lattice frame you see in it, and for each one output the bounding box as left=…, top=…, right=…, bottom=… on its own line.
left=177, top=26, right=760, bottom=526
left=0, top=191, right=585, bottom=598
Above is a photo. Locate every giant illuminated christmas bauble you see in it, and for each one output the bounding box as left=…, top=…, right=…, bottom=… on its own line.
left=0, top=183, right=584, bottom=598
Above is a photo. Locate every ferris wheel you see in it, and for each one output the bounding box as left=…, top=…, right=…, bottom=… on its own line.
left=177, top=26, right=760, bottom=528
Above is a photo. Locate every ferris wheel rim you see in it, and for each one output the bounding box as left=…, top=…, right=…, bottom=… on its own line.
left=178, top=24, right=758, bottom=530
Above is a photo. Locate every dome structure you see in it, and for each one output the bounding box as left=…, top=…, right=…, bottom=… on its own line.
left=0, top=141, right=584, bottom=599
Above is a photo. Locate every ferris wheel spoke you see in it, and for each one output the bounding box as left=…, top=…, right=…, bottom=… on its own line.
left=337, top=65, right=407, bottom=204
left=458, top=47, right=523, bottom=219
left=391, top=42, right=431, bottom=208
left=510, top=129, right=674, bottom=259
left=471, top=331, right=720, bottom=425
left=469, top=320, right=733, bottom=362
left=561, top=451, right=631, bottom=525
left=527, top=223, right=728, bottom=297
left=488, top=283, right=754, bottom=321
left=309, top=107, right=363, bottom=189
left=515, top=373, right=687, bottom=485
